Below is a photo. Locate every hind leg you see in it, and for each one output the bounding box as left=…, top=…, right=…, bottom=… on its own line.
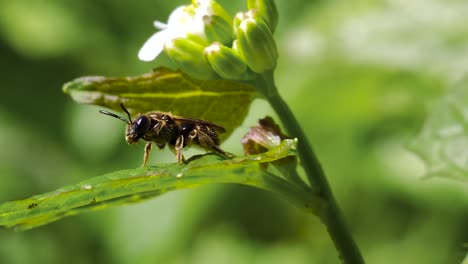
left=194, top=129, right=232, bottom=158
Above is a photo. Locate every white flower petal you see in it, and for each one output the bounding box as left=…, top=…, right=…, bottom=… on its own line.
left=192, top=0, right=213, bottom=36
left=138, top=30, right=170, bottom=61
left=166, top=5, right=206, bottom=38
left=167, top=6, right=192, bottom=28
left=153, top=21, right=168, bottom=30
left=195, top=0, right=214, bottom=16
left=139, top=1, right=220, bottom=61
left=190, top=19, right=205, bottom=36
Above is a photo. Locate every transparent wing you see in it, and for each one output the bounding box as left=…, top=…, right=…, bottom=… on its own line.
left=172, top=115, right=226, bottom=133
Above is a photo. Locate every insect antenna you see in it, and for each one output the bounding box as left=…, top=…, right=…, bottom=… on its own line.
left=120, top=103, right=133, bottom=124
left=99, top=109, right=130, bottom=124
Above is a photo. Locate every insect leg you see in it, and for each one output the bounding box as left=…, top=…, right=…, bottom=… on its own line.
left=175, top=135, right=185, bottom=163
left=143, top=142, right=152, bottom=166
left=211, top=145, right=234, bottom=158
left=195, top=130, right=232, bottom=158
left=188, top=129, right=198, bottom=140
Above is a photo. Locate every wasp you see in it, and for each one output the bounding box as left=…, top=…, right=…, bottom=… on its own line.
left=99, top=103, right=232, bottom=165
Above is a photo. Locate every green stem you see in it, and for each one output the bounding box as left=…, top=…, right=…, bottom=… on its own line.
left=256, top=70, right=365, bottom=264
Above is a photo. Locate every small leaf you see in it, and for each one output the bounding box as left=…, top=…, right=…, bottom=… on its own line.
left=0, top=139, right=320, bottom=231
left=408, top=84, right=468, bottom=183
left=241, top=117, right=305, bottom=188
left=62, top=67, right=256, bottom=136
left=242, top=116, right=289, bottom=155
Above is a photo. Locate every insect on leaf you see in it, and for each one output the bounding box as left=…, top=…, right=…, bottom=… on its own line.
left=0, top=139, right=321, bottom=231
left=62, top=67, right=257, bottom=137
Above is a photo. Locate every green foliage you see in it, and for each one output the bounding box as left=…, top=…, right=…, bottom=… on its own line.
left=409, top=84, right=468, bottom=183
left=63, top=67, right=256, bottom=136
left=0, top=139, right=319, bottom=231
left=1, top=0, right=467, bottom=263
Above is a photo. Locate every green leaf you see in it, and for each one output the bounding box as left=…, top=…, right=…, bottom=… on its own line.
left=0, top=139, right=320, bottom=231
left=408, top=84, right=468, bottom=183
left=62, top=67, right=256, bottom=136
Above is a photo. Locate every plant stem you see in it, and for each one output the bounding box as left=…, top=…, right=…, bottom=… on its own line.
left=255, top=71, right=365, bottom=264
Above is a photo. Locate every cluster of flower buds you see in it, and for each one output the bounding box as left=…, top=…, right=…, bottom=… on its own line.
left=138, top=0, right=278, bottom=80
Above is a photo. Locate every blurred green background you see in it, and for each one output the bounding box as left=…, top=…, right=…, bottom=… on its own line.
left=0, top=0, right=467, bottom=263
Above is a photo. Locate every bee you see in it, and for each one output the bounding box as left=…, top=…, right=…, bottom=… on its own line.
left=99, top=103, right=232, bottom=165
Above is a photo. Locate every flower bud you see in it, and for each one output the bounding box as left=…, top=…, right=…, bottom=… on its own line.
left=232, top=39, right=240, bottom=52
left=233, top=10, right=265, bottom=35
left=247, top=0, right=279, bottom=32
left=205, top=0, right=232, bottom=26
left=185, top=33, right=210, bottom=47
left=233, top=12, right=247, bottom=35
left=164, top=37, right=217, bottom=79
left=236, top=18, right=278, bottom=73
left=203, top=15, right=233, bottom=45
left=204, top=42, right=248, bottom=80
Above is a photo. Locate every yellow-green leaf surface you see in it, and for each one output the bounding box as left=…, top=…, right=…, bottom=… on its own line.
left=62, top=67, right=256, bottom=136
left=0, top=140, right=319, bottom=231
left=409, top=85, right=468, bottom=183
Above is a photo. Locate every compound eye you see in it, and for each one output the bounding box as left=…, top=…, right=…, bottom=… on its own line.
left=134, top=116, right=150, bottom=135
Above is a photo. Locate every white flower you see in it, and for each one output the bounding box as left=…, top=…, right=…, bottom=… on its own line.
left=138, top=0, right=217, bottom=62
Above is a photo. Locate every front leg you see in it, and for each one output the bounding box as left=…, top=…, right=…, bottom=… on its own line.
left=142, top=142, right=152, bottom=166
